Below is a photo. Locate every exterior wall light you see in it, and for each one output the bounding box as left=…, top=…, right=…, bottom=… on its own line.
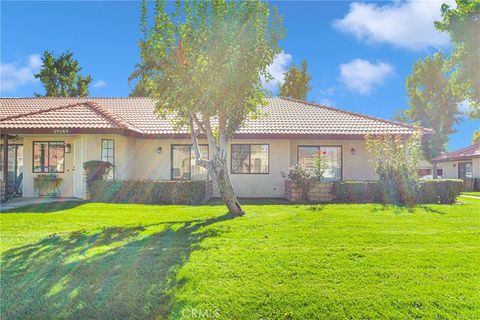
left=156, top=146, right=162, bottom=154
left=65, top=143, right=72, bottom=153
left=350, top=148, right=356, bottom=155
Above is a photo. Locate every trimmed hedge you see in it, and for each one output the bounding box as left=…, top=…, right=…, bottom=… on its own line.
left=417, top=179, right=464, bottom=204
left=331, top=181, right=382, bottom=204
left=90, top=180, right=210, bottom=205
left=333, top=179, right=463, bottom=204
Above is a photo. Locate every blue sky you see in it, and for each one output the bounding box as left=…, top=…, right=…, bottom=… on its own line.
left=1, top=0, right=478, bottom=150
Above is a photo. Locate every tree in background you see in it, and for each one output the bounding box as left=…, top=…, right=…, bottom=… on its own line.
left=129, top=79, right=149, bottom=97
left=134, top=0, right=283, bottom=216
left=400, top=52, right=464, bottom=160
left=473, top=131, right=480, bottom=144
left=278, top=60, right=311, bottom=100
left=34, top=51, right=92, bottom=97
left=435, top=0, right=480, bottom=118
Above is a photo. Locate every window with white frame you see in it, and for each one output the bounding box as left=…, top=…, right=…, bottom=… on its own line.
left=297, top=146, right=342, bottom=181
left=231, top=144, right=269, bottom=174
left=171, top=145, right=209, bottom=180
left=101, top=139, right=115, bottom=179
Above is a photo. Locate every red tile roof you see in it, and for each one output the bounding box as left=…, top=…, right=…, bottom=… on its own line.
left=432, top=143, right=480, bottom=162
left=0, top=97, right=431, bottom=137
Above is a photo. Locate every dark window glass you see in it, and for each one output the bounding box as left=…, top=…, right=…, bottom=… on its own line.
left=172, top=145, right=208, bottom=180
left=298, top=146, right=342, bottom=181
left=101, top=139, right=115, bottom=179
left=33, top=142, right=64, bottom=173
left=231, top=144, right=269, bottom=174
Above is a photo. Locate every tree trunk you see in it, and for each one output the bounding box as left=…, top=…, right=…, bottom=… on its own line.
left=210, top=158, right=245, bottom=216
left=188, top=114, right=245, bottom=217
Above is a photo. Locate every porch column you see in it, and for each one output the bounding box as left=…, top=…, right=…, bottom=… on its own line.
left=2, top=134, right=8, bottom=194
left=432, top=162, right=437, bottom=179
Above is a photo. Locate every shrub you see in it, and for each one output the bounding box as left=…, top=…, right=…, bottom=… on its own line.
left=365, top=132, right=423, bottom=206
left=83, top=160, right=113, bottom=196
left=281, top=165, right=315, bottom=201
left=89, top=179, right=209, bottom=205
left=332, top=181, right=381, bottom=203
left=417, top=179, right=463, bottom=204
left=333, top=179, right=463, bottom=204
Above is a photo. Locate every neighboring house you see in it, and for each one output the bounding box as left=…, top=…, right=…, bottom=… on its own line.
left=417, top=160, right=444, bottom=179
left=0, top=97, right=429, bottom=199
left=432, top=143, right=480, bottom=179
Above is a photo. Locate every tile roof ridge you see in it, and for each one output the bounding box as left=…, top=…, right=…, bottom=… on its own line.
left=277, top=96, right=433, bottom=134
left=0, top=96, right=151, bottom=100
left=433, top=143, right=480, bottom=160
left=86, top=101, right=143, bottom=133
left=0, top=101, right=96, bottom=122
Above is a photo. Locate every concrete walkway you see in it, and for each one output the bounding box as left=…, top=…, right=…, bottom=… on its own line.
left=460, top=194, right=480, bottom=199
left=0, top=197, right=83, bottom=212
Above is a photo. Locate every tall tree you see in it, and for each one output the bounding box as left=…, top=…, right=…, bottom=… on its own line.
left=473, top=131, right=480, bottom=144
left=129, top=80, right=149, bottom=97
left=435, top=0, right=480, bottom=118
left=34, top=51, right=92, bottom=97
left=134, top=0, right=283, bottom=216
left=279, top=59, right=311, bottom=100
left=402, top=52, right=464, bottom=160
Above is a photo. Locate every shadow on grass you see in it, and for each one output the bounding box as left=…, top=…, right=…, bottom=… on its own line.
left=0, top=213, right=232, bottom=319
left=2, top=201, right=85, bottom=213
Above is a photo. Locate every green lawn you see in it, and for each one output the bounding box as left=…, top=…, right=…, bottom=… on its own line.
left=1, top=197, right=479, bottom=319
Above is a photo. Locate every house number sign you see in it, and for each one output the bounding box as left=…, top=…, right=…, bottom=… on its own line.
left=53, top=129, right=70, bottom=134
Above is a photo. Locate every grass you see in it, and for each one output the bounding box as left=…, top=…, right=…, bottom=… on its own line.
left=1, top=197, right=479, bottom=319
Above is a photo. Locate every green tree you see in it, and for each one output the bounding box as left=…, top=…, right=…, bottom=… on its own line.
left=134, top=0, right=284, bottom=216
left=365, top=132, right=423, bottom=207
left=34, top=51, right=92, bottom=97
left=402, top=52, right=464, bottom=160
left=129, top=80, right=149, bottom=97
left=435, top=0, right=480, bottom=118
left=279, top=59, right=311, bottom=100
left=473, top=131, right=480, bottom=144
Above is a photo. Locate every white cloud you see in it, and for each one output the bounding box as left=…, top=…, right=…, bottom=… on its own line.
left=333, top=0, right=454, bottom=50
left=458, top=100, right=472, bottom=115
left=93, top=80, right=108, bottom=88
left=339, top=59, right=394, bottom=94
left=262, top=51, right=292, bottom=91
left=0, top=54, right=41, bottom=93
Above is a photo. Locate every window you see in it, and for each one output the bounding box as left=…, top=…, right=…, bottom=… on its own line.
left=458, top=162, right=472, bottom=179
left=297, top=146, right=342, bottom=181
left=101, top=139, right=115, bottom=179
left=231, top=144, right=269, bottom=174
left=171, top=145, right=209, bottom=180
left=33, top=141, right=65, bottom=173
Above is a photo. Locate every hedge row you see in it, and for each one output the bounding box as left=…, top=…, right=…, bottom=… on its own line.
left=332, top=179, right=463, bottom=204
left=90, top=180, right=209, bottom=205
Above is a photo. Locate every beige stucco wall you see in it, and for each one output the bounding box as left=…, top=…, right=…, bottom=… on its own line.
left=15, top=134, right=378, bottom=199
left=134, top=138, right=290, bottom=197
left=289, top=139, right=376, bottom=180
left=441, top=158, right=480, bottom=179
left=21, top=135, right=76, bottom=198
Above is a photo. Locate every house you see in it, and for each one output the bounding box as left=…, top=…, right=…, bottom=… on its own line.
left=417, top=160, right=444, bottom=179
left=0, top=97, right=429, bottom=200
left=432, top=143, right=480, bottom=180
